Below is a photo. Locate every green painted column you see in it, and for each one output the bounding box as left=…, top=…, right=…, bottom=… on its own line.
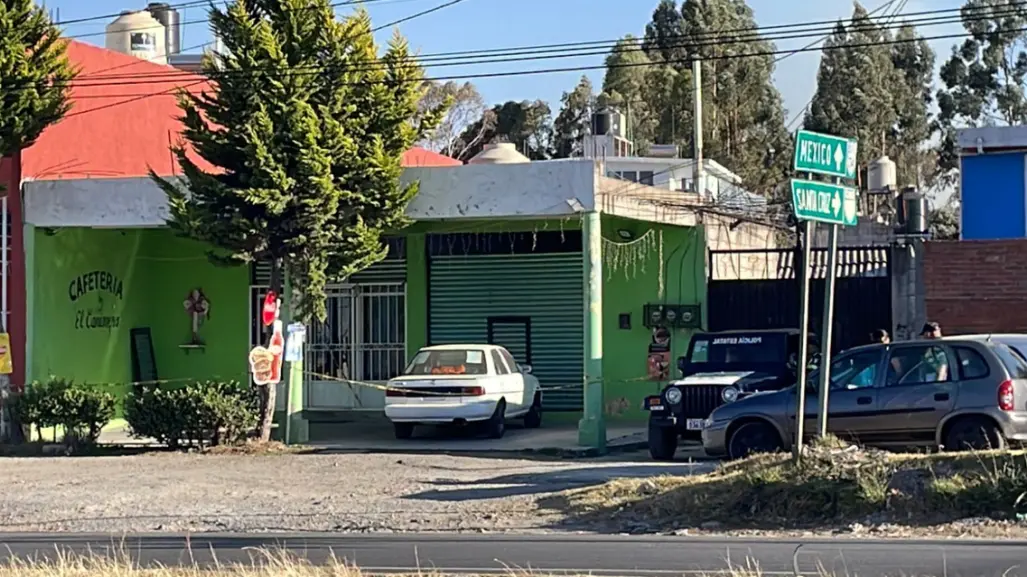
left=577, top=211, right=606, bottom=450
left=282, top=271, right=308, bottom=445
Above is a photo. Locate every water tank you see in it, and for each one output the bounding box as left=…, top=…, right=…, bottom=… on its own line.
left=146, top=2, right=181, bottom=56
left=895, top=187, right=928, bottom=235
left=105, top=11, right=167, bottom=65
left=467, top=142, right=530, bottom=164
left=867, top=155, right=896, bottom=193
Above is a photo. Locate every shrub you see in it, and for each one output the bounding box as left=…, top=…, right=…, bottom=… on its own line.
left=125, top=380, right=259, bottom=448
left=15, top=378, right=117, bottom=446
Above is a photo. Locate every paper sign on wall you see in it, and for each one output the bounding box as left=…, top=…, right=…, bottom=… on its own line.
left=0, top=333, right=12, bottom=375
left=285, top=322, right=306, bottom=363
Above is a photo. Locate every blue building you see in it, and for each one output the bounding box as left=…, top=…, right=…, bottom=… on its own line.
left=959, top=126, right=1027, bottom=240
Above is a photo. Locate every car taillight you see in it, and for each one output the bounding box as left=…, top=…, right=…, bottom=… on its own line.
left=998, top=379, right=1015, bottom=411
left=462, top=386, right=484, bottom=396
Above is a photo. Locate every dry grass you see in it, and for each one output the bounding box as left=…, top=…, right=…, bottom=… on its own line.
left=0, top=548, right=879, bottom=577
left=543, top=437, right=1027, bottom=533
left=0, top=548, right=600, bottom=577
left=201, top=440, right=315, bottom=455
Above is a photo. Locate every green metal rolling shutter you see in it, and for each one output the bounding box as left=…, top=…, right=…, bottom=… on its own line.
left=429, top=253, right=584, bottom=411
left=252, top=238, right=406, bottom=285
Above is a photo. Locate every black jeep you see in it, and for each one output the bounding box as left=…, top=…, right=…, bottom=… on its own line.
left=643, top=328, right=820, bottom=460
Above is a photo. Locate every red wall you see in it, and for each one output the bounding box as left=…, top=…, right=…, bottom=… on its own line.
left=925, top=239, right=1027, bottom=334
left=0, top=153, right=24, bottom=388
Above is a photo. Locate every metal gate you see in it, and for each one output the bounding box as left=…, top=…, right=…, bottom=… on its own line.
left=707, top=247, right=892, bottom=353
left=248, top=282, right=405, bottom=411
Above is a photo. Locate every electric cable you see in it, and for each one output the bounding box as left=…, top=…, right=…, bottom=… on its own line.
left=67, top=0, right=1002, bottom=84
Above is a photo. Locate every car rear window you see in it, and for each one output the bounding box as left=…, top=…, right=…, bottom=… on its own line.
left=991, top=344, right=1027, bottom=379
left=404, top=349, right=488, bottom=376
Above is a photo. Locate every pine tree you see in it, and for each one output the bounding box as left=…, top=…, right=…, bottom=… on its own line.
left=601, top=36, right=659, bottom=153
left=0, top=0, right=75, bottom=159
left=152, top=0, right=445, bottom=440
left=889, top=25, right=936, bottom=188
left=457, top=100, right=554, bottom=160
left=553, top=76, right=594, bottom=158
left=679, top=0, right=791, bottom=195
left=806, top=4, right=898, bottom=167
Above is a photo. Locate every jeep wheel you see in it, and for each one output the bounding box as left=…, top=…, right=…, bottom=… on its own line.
left=727, top=421, right=783, bottom=460
left=944, top=416, right=1006, bottom=452
left=648, top=422, right=678, bottom=461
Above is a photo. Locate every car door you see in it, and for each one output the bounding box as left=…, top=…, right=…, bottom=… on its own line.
left=500, top=347, right=535, bottom=412
left=800, top=348, right=884, bottom=443
left=872, top=343, right=958, bottom=444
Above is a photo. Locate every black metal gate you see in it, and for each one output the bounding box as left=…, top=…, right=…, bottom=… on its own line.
left=707, top=247, right=892, bottom=353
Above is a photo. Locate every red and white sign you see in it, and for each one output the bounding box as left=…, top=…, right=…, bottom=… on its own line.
left=262, top=291, right=278, bottom=326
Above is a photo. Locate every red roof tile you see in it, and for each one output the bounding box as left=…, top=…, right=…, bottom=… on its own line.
left=21, top=40, right=211, bottom=180
left=20, top=41, right=460, bottom=180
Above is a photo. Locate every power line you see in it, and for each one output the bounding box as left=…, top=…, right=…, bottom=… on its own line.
left=58, top=23, right=999, bottom=105
left=785, top=0, right=910, bottom=129
left=56, top=0, right=422, bottom=29
left=60, top=0, right=468, bottom=119
left=57, top=3, right=994, bottom=89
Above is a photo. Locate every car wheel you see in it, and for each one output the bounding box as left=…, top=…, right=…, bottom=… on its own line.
left=393, top=422, right=414, bottom=440
left=727, top=421, right=783, bottom=460
left=523, top=395, right=542, bottom=429
left=648, top=422, right=678, bottom=461
left=944, top=416, right=1006, bottom=452
left=486, top=400, right=506, bottom=439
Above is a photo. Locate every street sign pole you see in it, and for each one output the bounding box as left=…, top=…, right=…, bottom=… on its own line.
left=793, top=219, right=814, bottom=463
left=816, top=217, right=839, bottom=438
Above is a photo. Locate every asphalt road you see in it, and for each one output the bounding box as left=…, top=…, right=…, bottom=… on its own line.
left=2, top=532, right=1027, bottom=576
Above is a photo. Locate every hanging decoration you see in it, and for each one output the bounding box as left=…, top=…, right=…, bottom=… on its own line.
left=183, top=288, right=211, bottom=346
left=602, top=228, right=663, bottom=283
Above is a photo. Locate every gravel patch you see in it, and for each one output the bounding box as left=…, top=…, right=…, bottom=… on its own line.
left=0, top=453, right=704, bottom=534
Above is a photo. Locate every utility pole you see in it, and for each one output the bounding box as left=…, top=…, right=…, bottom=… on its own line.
left=692, top=58, right=704, bottom=194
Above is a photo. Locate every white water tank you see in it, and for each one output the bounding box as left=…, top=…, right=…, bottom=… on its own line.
left=105, top=11, right=167, bottom=65
left=468, top=142, right=530, bottom=164
left=867, top=155, right=896, bottom=193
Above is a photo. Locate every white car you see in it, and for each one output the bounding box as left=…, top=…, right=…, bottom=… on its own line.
left=384, top=344, right=543, bottom=439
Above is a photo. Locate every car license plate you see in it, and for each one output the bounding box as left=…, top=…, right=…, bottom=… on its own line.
left=686, top=419, right=704, bottom=430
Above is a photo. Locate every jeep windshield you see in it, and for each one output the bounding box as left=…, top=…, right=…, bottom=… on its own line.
left=686, top=334, right=787, bottom=368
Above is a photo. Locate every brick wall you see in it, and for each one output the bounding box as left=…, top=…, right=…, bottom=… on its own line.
left=924, top=239, right=1027, bottom=333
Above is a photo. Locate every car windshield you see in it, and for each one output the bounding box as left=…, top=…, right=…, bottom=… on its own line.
left=688, top=334, right=784, bottom=365
left=403, top=349, right=488, bottom=376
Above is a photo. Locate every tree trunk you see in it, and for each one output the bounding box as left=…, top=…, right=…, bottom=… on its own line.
left=256, top=257, right=283, bottom=443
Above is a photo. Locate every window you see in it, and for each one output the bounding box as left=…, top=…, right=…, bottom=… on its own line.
left=621, top=171, right=638, bottom=182
left=403, top=349, right=488, bottom=376
left=639, top=171, right=655, bottom=185
left=490, top=350, right=509, bottom=375
left=954, top=346, right=989, bottom=380
left=993, top=344, right=1027, bottom=378
left=825, top=350, right=881, bottom=391
left=886, top=346, right=951, bottom=386
left=499, top=348, right=520, bottom=373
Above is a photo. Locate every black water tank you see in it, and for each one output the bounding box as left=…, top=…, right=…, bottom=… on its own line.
left=591, top=110, right=610, bottom=136
left=147, top=2, right=181, bottom=55
left=896, top=187, right=928, bottom=235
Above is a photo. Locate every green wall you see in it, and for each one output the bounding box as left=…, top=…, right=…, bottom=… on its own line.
left=31, top=228, right=249, bottom=391
left=600, top=215, right=705, bottom=422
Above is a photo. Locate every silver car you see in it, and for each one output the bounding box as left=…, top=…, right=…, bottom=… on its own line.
left=702, top=335, right=1027, bottom=459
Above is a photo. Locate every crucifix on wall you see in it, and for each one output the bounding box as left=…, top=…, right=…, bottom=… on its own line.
left=183, top=288, right=211, bottom=346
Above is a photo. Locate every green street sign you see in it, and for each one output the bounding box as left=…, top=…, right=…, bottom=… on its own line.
left=791, top=179, right=858, bottom=226
left=793, top=130, right=857, bottom=180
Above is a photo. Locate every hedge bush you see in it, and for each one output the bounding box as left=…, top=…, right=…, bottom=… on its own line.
left=125, top=380, right=259, bottom=448
left=16, top=378, right=117, bottom=446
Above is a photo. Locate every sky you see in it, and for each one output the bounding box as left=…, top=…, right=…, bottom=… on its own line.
left=49, top=0, right=967, bottom=139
